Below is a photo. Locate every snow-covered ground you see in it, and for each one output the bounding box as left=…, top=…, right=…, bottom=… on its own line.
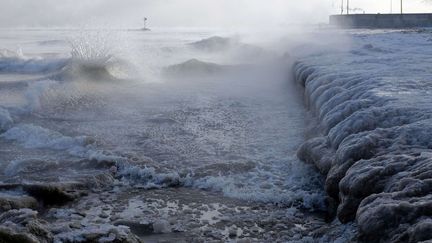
left=295, top=28, right=432, bottom=242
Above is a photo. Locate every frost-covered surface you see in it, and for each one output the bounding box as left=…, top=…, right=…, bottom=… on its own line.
left=295, top=29, right=432, bottom=242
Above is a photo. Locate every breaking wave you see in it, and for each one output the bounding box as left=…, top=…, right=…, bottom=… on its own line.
left=0, top=31, right=135, bottom=82
left=63, top=30, right=137, bottom=81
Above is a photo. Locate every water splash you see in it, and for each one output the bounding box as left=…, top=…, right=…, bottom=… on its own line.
left=66, top=30, right=135, bottom=80
left=69, top=30, right=118, bottom=64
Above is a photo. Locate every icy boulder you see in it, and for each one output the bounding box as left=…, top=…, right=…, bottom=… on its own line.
left=189, top=36, right=274, bottom=61
left=163, top=59, right=226, bottom=76
left=54, top=224, right=142, bottom=243
left=163, top=58, right=250, bottom=77
left=294, top=30, right=432, bottom=242
left=189, top=36, right=235, bottom=52
left=0, top=208, right=142, bottom=243
left=0, top=208, right=52, bottom=243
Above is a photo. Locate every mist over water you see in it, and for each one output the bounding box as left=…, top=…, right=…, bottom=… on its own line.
left=0, top=0, right=429, bottom=241
left=0, top=28, right=336, bottom=242
left=22, top=29, right=322, bottom=201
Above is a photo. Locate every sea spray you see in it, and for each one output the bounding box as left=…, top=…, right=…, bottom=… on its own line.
left=66, top=29, right=140, bottom=80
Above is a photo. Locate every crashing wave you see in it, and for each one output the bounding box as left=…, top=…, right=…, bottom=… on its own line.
left=57, top=59, right=117, bottom=81
left=42, top=54, right=134, bottom=82
left=49, top=30, right=137, bottom=82
left=0, top=47, right=121, bottom=82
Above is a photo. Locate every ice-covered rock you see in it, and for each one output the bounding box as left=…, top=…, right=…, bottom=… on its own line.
left=54, top=224, right=142, bottom=243
left=163, top=59, right=226, bottom=76
left=152, top=219, right=171, bottom=234
left=0, top=208, right=52, bottom=243
left=294, top=30, right=432, bottom=242
left=189, top=36, right=275, bottom=61
left=0, top=207, right=142, bottom=243
left=162, top=58, right=252, bottom=77
left=0, top=194, right=38, bottom=211
left=189, top=36, right=236, bottom=52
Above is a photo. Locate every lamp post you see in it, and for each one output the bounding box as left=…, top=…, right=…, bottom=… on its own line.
left=401, top=0, right=403, bottom=14
left=341, top=0, right=344, bottom=14
left=347, top=0, right=349, bottom=14
left=391, top=0, right=393, bottom=13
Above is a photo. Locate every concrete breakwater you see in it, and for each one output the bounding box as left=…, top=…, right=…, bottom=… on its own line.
left=293, top=59, right=432, bottom=242
left=330, top=13, right=432, bottom=28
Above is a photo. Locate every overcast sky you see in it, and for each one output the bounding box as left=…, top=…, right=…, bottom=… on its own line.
left=0, top=0, right=431, bottom=28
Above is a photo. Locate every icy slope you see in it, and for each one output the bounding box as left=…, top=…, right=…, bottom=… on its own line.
left=294, top=29, right=432, bottom=242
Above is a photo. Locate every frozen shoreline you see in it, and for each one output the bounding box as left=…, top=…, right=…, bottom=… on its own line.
left=1, top=28, right=431, bottom=242
left=294, top=29, right=432, bottom=242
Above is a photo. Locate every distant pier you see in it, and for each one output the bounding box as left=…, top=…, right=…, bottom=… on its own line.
left=330, top=13, right=432, bottom=28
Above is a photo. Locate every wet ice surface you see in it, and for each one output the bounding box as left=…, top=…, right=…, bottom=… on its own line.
left=0, top=29, right=335, bottom=242
left=47, top=187, right=330, bottom=243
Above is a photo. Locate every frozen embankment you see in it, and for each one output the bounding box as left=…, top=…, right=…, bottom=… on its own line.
left=294, top=30, right=432, bottom=242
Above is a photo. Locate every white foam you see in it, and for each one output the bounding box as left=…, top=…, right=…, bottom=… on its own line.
left=118, top=160, right=325, bottom=210
left=119, top=165, right=182, bottom=189
left=190, top=171, right=325, bottom=210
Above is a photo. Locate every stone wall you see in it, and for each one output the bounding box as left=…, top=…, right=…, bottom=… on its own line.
left=330, top=14, right=432, bottom=28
